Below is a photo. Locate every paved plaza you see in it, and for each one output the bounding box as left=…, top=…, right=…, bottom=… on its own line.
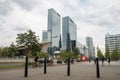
left=0, top=61, right=120, bottom=80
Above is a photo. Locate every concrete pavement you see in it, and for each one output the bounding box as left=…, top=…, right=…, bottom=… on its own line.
left=0, top=61, right=120, bottom=80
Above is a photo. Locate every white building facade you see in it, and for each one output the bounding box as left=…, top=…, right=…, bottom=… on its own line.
left=105, top=33, right=120, bottom=54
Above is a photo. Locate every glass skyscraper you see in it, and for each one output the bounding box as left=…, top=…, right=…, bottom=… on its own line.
left=47, top=8, right=61, bottom=49
left=42, top=30, right=51, bottom=43
left=42, top=30, right=48, bottom=43
left=86, top=36, right=95, bottom=59
left=62, top=16, right=77, bottom=50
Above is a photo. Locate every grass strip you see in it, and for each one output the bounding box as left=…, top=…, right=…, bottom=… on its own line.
left=0, top=65, right=23, bottom=69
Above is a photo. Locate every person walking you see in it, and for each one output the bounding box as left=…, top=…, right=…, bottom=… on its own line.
left=34, top=56, right=39, bottom=67
left=107, top=57, right=111, bottom=66
left=94, top=58, right=96, bottom=64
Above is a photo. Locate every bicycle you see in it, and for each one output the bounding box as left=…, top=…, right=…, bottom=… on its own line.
left=32, top=62, right=42, bottom=68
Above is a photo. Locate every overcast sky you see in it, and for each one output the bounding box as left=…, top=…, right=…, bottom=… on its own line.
left=0, top=0, right=120, bottom=52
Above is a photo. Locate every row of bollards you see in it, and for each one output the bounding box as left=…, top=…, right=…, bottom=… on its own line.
left=43, top=57, right=71, bottom=76
left=24, top=56, right=47, bottom=77
left=24, top=57, right=71, bottom=77
left=24, top=57, right=100, bottom=78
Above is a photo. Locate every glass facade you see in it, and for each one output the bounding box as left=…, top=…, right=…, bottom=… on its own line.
left=105, top=33, right=120, bottom=54
left=42, top=30, right=48, bottom=43
left=47, top=8, right=61, bottom=48
left=86, top=37, right=94, bottom=59
left=42, top=30, right=51, bottom=43
left=62, top=16, right=77, bottom=50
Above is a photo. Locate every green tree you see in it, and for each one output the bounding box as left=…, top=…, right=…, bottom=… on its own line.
left=0, top=47, right=2, bottom=57
left=111, top=45, right=119, bottom=60
left=0, top=47, right=3, bottom=57
left=73, top=47, right=80, bottom=59
left=37, top=52, right=49, bottom=58
left=97, top=46, right=103, bottom=60
left=0, top=42, right=17, bottom=58
left=1, top=47, right=9, bottom=58
left=66, top=51, right=74, bottom=59
left=16, top=29, right=42, bottom=57
left=8, top=42, right=17, bottom=57
left=59, top=50, right=73, bottom=61
left=59, top=50, right=68, bottom=61
left=105, top=45, right=110, bottom=59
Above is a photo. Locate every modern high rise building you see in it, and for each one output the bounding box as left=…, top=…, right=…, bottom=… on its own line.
left=62, top=16, right=77, bottom=50
left=42, top=30, right=51, bottom=43
left=76, top=42, right=88, bottom=57
left=47, top=8, right=61, bottom=49
left=83, top=45, right=88, bottom=57
left=105, top=33, right=120, bottom=54
left=42, top=30, right=48, bottom=43
left=86, top=36, right=95, bottom=59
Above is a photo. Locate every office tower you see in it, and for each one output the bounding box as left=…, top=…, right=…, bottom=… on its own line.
left=42, top=30, right=48, bottom=43
left=47, top=8, right=61, bottom=50
left=83, top=45, right=88, bottom=57
left=42, top=30, right=51, bottom=43
left=76, top=42, right=88, bottom=57
left=62, top=16, right=77, bottom=50
left=76, top=42, right=83, bottom=54
left=86, top=36, right=94, bottom=59
left=105, top=33, right=120, bottom=54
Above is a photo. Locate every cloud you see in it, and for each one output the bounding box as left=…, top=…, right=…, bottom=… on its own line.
left=13, top=0, right=37, bottom=11
left=0, top=19, right=6, bottom=30
left=13, top=25, right=29, bottom=31
left=0, top=0, right=120, bottom=52
left=0, top=22, right=17, bottom=47
left=79, top=0, right=120, bottom=29
left=0, top=0, right=13, bottom=15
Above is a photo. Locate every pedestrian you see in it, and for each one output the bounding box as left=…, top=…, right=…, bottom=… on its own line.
left=107, top=57, right=111, bottom=66
left=94, top=58, right=96, bottom=64
left=34, top=56, right=39, bottom=67
left=88, top=59, right=91, bottom=62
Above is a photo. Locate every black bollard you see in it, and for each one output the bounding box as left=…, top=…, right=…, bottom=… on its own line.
left=44, top=57, right=47, bottom=74
left=96, top=58, right=100, bottom=78
left=24, top=56, right=28, bottom=77
left=67, top=58, right=70, bottom=76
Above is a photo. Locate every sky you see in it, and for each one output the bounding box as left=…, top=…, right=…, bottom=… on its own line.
left=0, top=0, right=120, bottom=53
